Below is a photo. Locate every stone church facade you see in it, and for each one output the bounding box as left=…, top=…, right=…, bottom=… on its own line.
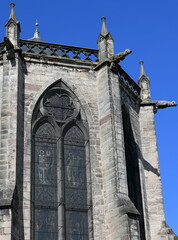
left=0, top=3, right=177, bottom=240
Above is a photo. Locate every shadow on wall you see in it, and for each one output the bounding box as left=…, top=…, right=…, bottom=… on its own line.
left=136, top=144, right=160, bottom=177
left=11, top=185, right=24, bottom=240
left=122, top=104, right=145, bottom=239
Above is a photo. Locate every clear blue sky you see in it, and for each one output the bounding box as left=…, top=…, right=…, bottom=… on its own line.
left=1, top=0, right=178, bottom=234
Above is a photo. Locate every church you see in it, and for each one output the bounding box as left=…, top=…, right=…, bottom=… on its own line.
left=0, top=3, right=177, bottom=240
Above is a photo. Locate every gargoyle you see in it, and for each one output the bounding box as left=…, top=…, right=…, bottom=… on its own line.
left=141, top=100, right=177, bottom=113
left=154, top=101, right=177, bottom=109
left=4, top=37, right=15, bottom=60
left=110, top=49, right=132, bottom=63
left=153, top=101, right=177, bottom=113
left=109, top=49, right=132, bottom=71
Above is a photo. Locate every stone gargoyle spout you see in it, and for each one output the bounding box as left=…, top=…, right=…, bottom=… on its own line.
left=154, top=101, right=177, bottom=109
left=109, top=49, right=132, bottom=63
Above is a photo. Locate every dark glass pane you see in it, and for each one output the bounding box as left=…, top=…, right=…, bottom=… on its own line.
left=65, top=188, right=87, bottom=209
left=36, top=122, right=56, bottom=137
left=64, top=127, right=87, bottom=195
left=35, top=209, right=58, bottom=240
left=64, top=146, right=86, bottom=167
left=44, top=93, right=75, bottom=121
left=64, top=145, right=86, bottom=189
left=35, top=185, right=57, bottom=207
left=34, top=142, right=57, bottom=208
left=64, top=126, right=89, bottom=239
left=65, top=211, right=88, bottom=240
left=35, top=144, right=57, bottom=185
left=64, top=126, right=85, bottom=142
left=33, top=122, right=58, bottom=239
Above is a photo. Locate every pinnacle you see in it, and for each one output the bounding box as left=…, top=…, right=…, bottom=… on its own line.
left=139, top=60, right=147, bottom=77
left=29, top=20, right=43, bottom=42
left=9, top=3, right=16, bottom=21
left=101, top=16, right=108, bottom=36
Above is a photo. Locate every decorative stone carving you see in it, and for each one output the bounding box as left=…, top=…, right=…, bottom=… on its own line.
left=154, top=100, right=177, bottom=109
left=110, top=49, right=132, bottom=63
left=141, top=100, right=177, bottom=113
left=109, top=49, right=132, bottom=71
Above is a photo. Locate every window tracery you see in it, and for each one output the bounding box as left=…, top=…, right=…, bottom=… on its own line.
left=32, top=82, right=89, bottom=240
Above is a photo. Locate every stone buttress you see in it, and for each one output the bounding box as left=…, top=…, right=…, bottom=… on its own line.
left=139, top=61, right=177, bottom=240
left=0, top=4, right=177, bottom=240
left=0, top=3, right=24, bottom=240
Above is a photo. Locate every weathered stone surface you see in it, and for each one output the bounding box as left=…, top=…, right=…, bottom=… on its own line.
left=0, top=6, right=176, bottom=240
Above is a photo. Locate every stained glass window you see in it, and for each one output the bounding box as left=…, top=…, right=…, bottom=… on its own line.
left=32, top=84, right=89, bottom=240
left=33, top=122, right=58, bottom=240
left=43, top=93, right=75, bottom=122
left=64, top=126, right=88, bottom=240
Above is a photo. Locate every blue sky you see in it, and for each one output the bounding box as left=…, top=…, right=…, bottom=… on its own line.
left=1, top=0, right=178, bottom=234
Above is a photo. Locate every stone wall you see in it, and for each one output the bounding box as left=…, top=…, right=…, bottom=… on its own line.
left=0, top=47, right=176, bottom=239
left=0, top=208, right=11, bottom=240
left=22, top=56, right=106, bottom=240
left=139, top=105, right=166, bottom=239
left=0, top=38, right=176, bottom=240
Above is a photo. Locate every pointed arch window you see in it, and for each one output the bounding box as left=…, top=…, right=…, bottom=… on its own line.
left=32, top=82, right=90, bottom=240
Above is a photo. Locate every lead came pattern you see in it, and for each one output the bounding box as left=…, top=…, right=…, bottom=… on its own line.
left=34, top=122, right=58, bottom=239
left=36, top=122, right=56, bottom=137
left=64, top=126, right=89, bottom=239
left=35, top=145, right=57, bottom=185
left=33, top=87, right=89, bottom=239
left=65, top=189, right=87, bottom=209
left=35, top=209, right=58, bottom=240
left=65, top=211, right=88, bottom=240
left=65, top=126, right=85, bottom=142
left=44, top=94, right=75, bottom=121
left=35, top=186, right=57, bottom=207
left=64, top=147, right=86, bottom=189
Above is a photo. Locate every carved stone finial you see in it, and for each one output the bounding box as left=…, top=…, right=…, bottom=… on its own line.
left=35, top=20, right=39, bottom=28
left=138, top=61, right=151, bottom=101
left=101, top=16, right=108, bottom=36
left=9, top=3, right=16, bottom=20
left=29, top=20, right=43, bottom=41
left=10, top=3, right=15, bottom=8
left=97, top=17, right=114, bottom=62
left=34, top=20, right=40, bottom=39
left=5, top=3, right=21, bottom=47
left=139, top=60, right=146, bottom=77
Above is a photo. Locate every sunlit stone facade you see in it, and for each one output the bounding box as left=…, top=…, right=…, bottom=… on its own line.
left=0, top=4, right=177, bottom=240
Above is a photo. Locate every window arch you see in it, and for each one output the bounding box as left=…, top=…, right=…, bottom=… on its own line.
left=31, top=81, right=90, bottom=240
